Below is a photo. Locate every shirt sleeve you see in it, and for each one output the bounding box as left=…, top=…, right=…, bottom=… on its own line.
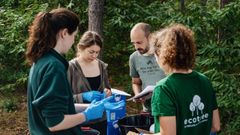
left=129, top=54, right=139, bottom=78
left=206, top=77, right=218, bottom=110
left=32, top=63, right=70, bottom=127
left=151, top=84, right=176, bottom=117
left=212, top=90, right=218, bottom=110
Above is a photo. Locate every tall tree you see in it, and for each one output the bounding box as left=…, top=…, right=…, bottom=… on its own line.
left=88, top=0, right=104, bottom=36
left=201, top=0, right=207, bottom=6
left=88, top=0, right=104, bottom=58
left=219, top=0, right=231, bottom=8
left=180, top=0, right=185, bottom=11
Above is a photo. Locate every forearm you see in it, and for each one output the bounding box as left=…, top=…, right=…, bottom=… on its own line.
left=211, top=109, right=221, bottom=132
left=143, top=133, right=161, bottom=135
left=132, top=83, right=141, bottom=95
left=74, top=103, right=89, bottom=113
left=131, top=77, right=142, bottom=95
left=49, top=113, right=86, bottom=132
left=127, top=131, right=161, bottom=135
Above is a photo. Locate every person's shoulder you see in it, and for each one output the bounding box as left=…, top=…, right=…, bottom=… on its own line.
left=69, top=58, right=77, bottom=64
left=38, top=53, right=59, bottom=65
left=156, top=76, right=169, bottom=86
left=36, top=57, right=63, bottom=73
left=97, top=59, right=108, bottom=67
left=68, top=58, right=78, bottom=67
left=130, top=51, right=140, bottom=59
left=193, top=70, right=211, bottom=83
left=130, top=51, right=140, bottom=56
left=194, top=70, right=206, bottom=77
left=154, top=76, right=175, bottom=95
left=154, top=77, right=168, bottom=94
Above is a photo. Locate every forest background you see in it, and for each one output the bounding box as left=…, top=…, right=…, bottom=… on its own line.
left=0, top=0, right=240, bottom=134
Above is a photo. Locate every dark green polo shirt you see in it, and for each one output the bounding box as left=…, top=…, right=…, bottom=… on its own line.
left=27, top=49, right=82, bottom=135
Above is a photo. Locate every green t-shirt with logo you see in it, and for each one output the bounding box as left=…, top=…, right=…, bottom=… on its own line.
left=151, top=71, right=218, bottom=135
left=129, top=51, right=165, bottom=111
left=27, top=49, right=83, bottom=135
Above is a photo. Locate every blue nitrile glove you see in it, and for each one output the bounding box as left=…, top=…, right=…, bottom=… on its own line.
left=101, top=96, right=114, bottom=104
left=82, top=91, right=104, bottom=103
left=104, top=100, right=125, bottom=110
left=83, top=100, right=104, bottom=121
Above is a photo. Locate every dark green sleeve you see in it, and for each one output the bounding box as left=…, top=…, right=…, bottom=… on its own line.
left=212, top=90, right=218, bottom=110
left=32, top=63, right=70, bottom=127
left=151, top=84, right=176, bottom=117
left=207, top=78, right=218, bottom=110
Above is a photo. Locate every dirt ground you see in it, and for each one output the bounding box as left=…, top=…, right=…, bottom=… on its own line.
left=0, top=93, right=28, bottom=135
left=0, top=92, right=142, bottom=135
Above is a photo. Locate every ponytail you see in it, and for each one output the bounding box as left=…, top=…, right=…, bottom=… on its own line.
left=26, top=8, right=79, bottom=65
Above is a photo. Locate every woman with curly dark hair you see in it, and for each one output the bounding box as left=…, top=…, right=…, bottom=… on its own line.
left=26, top=8, right=108, bottom=135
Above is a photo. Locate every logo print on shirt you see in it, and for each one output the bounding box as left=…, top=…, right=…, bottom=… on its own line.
left=147, top=60, right=153, bottom=65
left=184, top=95, right=209, bottom=128
left=189, top=95, right=205, bottom=116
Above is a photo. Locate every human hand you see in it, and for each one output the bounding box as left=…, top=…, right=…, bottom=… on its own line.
left=134, top=97, right=146, bottom=103
left=126, top=131, right=140, bottom=135
left=101, top=96, right=114, bottom=103
left=104, top=88, right=112, bottom=97
left=83, top=100, right=104, bottom=121
left=82, top=91, right=104, bottom=103
left=134, top=93, right=152, bottom=103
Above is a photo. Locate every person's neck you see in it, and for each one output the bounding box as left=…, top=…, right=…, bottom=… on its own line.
left=172, top=69, right=192, bottom=74
left=54, top=42, right=63, bottom=54
left=142, top=51, right=153, bottom=56
left=77, top=56, right=94, bottom=65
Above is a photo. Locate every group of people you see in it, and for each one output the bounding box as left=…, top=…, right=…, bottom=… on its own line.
left=26, top=8, right=220, bottom=135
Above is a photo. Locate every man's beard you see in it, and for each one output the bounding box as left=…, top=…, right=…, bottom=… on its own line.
left=137, top=47, right=149, bottom=54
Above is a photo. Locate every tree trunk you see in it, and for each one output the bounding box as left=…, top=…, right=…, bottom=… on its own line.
left=88, top=0, right=104, bottom=59
left=201, top=0, right=207, bottom=6
left=219, top=0, right=231, bottom=8
left=180, top=0, right=185, bottom=11
left=88, top=0, right=104, bottom=36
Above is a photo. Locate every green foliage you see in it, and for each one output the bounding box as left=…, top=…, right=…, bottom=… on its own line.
left=196, top=2, right=240, bottom=134
left=0, top=99, right=17, bottom=112
left=0, top=3, right=49, bottom=94
left=0, top=0, right=240, bottom=134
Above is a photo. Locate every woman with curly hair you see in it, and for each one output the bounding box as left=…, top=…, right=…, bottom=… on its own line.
left=149, top=24, right=221, bottom=135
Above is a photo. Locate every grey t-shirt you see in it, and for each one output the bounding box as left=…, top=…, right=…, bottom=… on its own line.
left=129, top=51, right=165, bottom=90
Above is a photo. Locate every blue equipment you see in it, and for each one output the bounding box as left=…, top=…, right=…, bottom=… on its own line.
left=105, top=94, right=126, bottom=135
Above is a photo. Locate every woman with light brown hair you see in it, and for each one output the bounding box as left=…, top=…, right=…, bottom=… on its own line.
left=68, top=31, right=112, bottom=134
left=68, top=31, right=112, bottom=104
